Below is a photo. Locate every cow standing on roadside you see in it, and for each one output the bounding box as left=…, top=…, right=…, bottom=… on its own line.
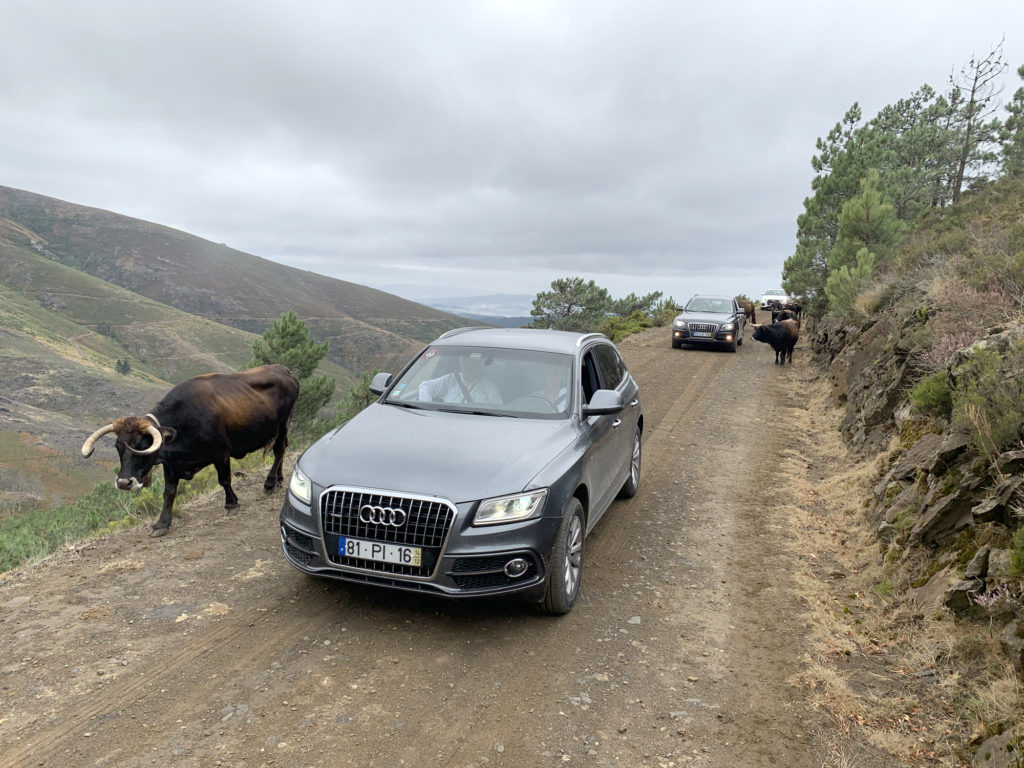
left=771, top=307, right=801, bottom=325
left=736, top=300, right=756, bottom=326
left=81, top=364, right=299, bottom=537
left=751, top=319, right=800, bottom=365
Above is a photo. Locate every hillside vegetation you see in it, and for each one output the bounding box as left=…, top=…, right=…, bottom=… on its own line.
left=789, top=50, right=1024, bottom=764
left=0, top=185, right=481, bottom=375
left=0, top=186, right=477, bottom=511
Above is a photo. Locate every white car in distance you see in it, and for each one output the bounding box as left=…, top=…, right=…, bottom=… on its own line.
left=759, top=289, right=791, bottom=310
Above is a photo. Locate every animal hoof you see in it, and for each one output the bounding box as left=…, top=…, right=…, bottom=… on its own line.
left=150, top=526, right=170, bottom=538
left=225, top=503, right=240, bottom=513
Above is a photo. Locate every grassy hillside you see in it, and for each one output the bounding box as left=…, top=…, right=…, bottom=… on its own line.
left=0, top=236, right=352, bottom=508
left=0, top=185, right=483, bottom=374
left=0, top=183, right=487, bottom=510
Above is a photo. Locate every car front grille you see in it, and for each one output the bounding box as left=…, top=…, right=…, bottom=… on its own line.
left=689, top=322, right=718, bottom=335
left=320, top=488, right=456, bottom=578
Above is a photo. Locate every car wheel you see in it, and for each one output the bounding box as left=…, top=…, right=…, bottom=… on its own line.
left=618, top=426, right=641, bottom=499
left=542, top=497, right=585, bottom=615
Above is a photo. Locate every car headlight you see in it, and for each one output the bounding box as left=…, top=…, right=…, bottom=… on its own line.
left=673, top=320, right=686, bottom=328
left=288, top=466, right=312, bottom=506
left=721, top=322, right=735, bottom=331
left=473, top=490, right=547, bottom=526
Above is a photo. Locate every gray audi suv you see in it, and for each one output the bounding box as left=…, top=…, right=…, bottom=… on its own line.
left=671, top=294, right=745, bottom=352
left=279, top=327, right=643, bottom=614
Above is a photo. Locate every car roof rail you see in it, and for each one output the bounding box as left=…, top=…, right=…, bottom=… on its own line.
left=437, top=327, right=482, bottom=340
left=576, top=332, right=607, bottom=347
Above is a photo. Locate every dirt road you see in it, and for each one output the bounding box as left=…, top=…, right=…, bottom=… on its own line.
left=1, top=322, right=877, bottom=767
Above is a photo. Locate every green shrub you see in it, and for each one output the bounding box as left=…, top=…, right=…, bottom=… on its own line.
left=596, top=310, right=655, bottom=342
left=910, top=370, right=953, bottom=420
left=0, top=452, right=273, bottom=574
left=952, top=343, right=1024, bottom=460
left=825, top=248, right=876, bottom=319
left=1011, top=526, right=1024, bottom=576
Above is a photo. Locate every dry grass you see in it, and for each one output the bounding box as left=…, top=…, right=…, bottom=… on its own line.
left=783, top=370, right=1023, bottom=766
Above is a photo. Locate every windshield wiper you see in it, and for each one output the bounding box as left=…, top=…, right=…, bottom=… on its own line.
left=435, top=406, right=516, bottom=417
left=386, top=400, right=426, bottom=410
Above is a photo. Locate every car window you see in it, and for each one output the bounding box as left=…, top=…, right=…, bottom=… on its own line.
left=386, top=345, right=574, bottom=418
left=592, top=344, right=625, bottom=391
left=580, top=351, right=600, bottom=404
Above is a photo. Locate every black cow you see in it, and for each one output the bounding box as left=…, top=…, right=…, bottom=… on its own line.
left=751, top=319, right=800, bottom=365
left=771, top=307, right=800, bottom=325
left=81, top=364, right=300, bottom=537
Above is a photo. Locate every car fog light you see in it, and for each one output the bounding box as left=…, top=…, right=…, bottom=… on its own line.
left=504, top=558, right=529, bottom=578
left=725, top=334, right=733, bottom=341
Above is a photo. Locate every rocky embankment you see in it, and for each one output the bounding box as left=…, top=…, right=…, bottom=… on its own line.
left=813, top=315, right=1024, bottom=675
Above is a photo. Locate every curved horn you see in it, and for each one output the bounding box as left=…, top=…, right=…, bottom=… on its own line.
left=81, top=424, right=116, bottom=457
left=126, top=423, right=163, bottom=455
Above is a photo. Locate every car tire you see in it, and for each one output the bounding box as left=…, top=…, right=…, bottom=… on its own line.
left=541, top=497, right=585, bottom=615
left=618, top=426, right=641, bottom=499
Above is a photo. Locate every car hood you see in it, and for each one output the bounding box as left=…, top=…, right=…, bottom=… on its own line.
left=675, top=311, right=735, bottom=324
left=298, top=402, right=578, bottom=503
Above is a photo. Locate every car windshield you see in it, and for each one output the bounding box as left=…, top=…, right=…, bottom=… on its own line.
left=684, top=298, right=732, bottom=313
left=385, top=345, right=575, bottom=419
left=764, top=290, right=785, bottom=296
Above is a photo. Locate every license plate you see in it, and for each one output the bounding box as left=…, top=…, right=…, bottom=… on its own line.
left=338, top=537, right=422, bottom=567
left=693, top=331, right=712, bottom=338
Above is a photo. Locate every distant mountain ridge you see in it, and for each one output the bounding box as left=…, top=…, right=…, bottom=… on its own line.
left=0, top=184, right=481, bottom=508
left=422, top=293, right=535, bottom=318
left=0, top=185, right=483, bottom=376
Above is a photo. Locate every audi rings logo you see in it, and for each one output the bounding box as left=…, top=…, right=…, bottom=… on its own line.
left=358, top=504, right=408, bottom=527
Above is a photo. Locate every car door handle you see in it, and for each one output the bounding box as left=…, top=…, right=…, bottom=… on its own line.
left=629, top=399, right=639, bottom=408
left=612, top=419, right=622, bottom=428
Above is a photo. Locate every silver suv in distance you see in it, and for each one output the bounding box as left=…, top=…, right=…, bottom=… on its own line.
left=671, top=294, right=745, bottom=352
left=280, top=327, right=643, bottom=615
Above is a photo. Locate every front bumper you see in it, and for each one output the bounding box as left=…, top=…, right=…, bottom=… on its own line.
left=279, top=490, right=561, bottom=600
left=672, top=327, right=736, bottom=345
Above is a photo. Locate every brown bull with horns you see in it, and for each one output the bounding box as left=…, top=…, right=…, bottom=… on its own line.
left=81, top=364, right=299, bottom=536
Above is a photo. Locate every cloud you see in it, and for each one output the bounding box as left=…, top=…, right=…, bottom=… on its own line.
left=2, top=0, right=1022, bottom=301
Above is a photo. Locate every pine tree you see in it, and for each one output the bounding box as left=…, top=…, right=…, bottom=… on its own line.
left=530, top=277, right=612, bottom=333
left=609, top=291, right=664, bottom=318
left=947, top=41, right=1007, bottom=201
left=248, top=311, right=334, bottom=432
left=825, top=248, right=876, bottom=319
left=1000, top=65, right=1024, bottom=175
left=830, top=170, right=906, bottom=274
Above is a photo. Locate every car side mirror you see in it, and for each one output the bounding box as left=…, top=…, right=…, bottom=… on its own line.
left=582, top=389, right=624, bottom=416
left=676, top=305, right=685, bottom=312
left=369, top=372, right=393, bottom=395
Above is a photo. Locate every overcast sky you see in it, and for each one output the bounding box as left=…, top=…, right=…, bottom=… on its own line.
left=3, top=1, right=1023, bottom=310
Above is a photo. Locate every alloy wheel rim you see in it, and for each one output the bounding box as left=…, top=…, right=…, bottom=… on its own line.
left=631, top=436, right=641, bottom=486
left=563, top=515, right=583, bottom=597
